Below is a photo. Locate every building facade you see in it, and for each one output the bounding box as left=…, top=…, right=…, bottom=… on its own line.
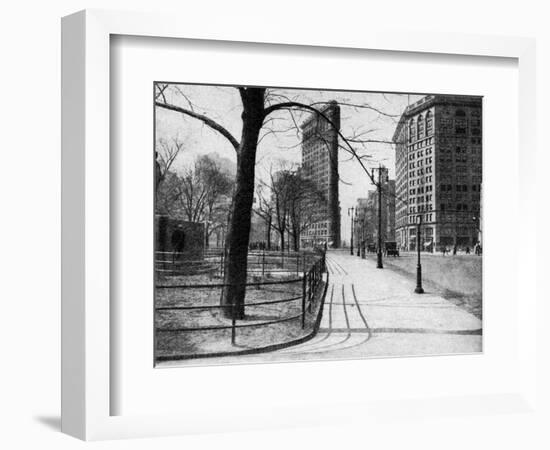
left=393, top=95, right=482, bottom=251
left=300, top=101, right=341, bottom=248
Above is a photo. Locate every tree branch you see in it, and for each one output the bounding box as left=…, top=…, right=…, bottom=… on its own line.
left=264, top=101, right=379, bottom=186
left=155, top=101, right=240, bottom=151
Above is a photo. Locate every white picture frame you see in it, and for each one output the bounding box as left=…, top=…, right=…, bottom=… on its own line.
left=61, top=9, right=537, bottom=441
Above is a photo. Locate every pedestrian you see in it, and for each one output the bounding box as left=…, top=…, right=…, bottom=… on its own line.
left=452, top=244, right=457, bottom=256
left=171, top=224, right=186, bottom=263
left=465, top=246, right=470, bottom=254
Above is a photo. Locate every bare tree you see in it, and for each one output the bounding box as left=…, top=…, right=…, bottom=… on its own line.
left=269, top=168, right=293, bottom=252
left=253, top=183, right=274, bottom=250
left=175, top=155, right=234, bottom=241
left=157, top=137, right=184, bottom=180
left=155, top=84, right=399, bottom=318
left=286, top=173, right=327, bottom=251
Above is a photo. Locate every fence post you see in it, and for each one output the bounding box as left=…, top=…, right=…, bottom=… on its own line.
left=231, top=302, right=236, bottom=345
left=301, top=271, right=306, bottom=328
left=262, top=250, right=265, bottom=277
left=308, top=269, right=313, bottom=312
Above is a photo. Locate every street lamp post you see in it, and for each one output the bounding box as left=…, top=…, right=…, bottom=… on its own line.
left=361, top=218, right=366, bottom=259
left=415, top=214, right=424, bottom=294
left=355, top=216, right=361, bottom=257
left=348, top=206, right=355, bottom=256
left=376, top=167, right=383, bottom=269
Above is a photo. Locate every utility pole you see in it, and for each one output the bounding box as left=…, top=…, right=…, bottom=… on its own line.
left=356, top=213, right=360, bottom=257
left=371, top=166, right=385, bottom=269
left=347, top=207, right=354, bottom=255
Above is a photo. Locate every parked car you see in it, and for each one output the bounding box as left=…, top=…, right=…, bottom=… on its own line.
left=384, top=241, right=400, bottom=257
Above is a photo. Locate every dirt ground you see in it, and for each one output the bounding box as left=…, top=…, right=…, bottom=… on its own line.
left=155, top=272, right=326, bottom=360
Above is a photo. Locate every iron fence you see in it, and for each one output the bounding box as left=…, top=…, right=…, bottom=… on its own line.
left=155, top=248, right=320, bottom=277
left=155, top=250, right=327, bottom=351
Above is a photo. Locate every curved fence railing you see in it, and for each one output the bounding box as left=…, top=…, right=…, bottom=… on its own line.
left=155, top=251, right=327, bottom=356
left=155, top=248, right=320, bottom=277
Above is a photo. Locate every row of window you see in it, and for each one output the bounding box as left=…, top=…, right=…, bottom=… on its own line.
left=409, top=185, right=434, bottom=195
left=409, top=175, right=433, bottom=187
left=408, top=166, right=433, bottom=178
left=409, top=111, right=433, bottom=142
left=407, top=214, right=433, bottom=224
left=409, top=204, right=433, bottom=214
left=409, top=137, right=434, bottom=151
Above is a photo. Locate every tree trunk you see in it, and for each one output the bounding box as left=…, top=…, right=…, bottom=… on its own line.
left=279, top=229, right=285, bottom=254
left=293, top=227, right=299, bottom=252
left=221, top=88, right=265, bottom=319
left=266, top=216, right=272, bottom=250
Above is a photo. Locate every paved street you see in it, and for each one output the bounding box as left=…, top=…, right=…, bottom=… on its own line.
left=165, top=249, right=482, bottom=366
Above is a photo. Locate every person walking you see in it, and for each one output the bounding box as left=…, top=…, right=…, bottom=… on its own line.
left=452, top=244, right=457, bottom=256
left=171, top=224, right=186, bottom=264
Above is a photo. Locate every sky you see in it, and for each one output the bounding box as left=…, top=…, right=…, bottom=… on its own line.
left=155, top=84, right=423, bottom=243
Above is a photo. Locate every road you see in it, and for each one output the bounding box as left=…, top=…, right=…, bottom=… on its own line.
left=164, top=249, right=482, bottom=366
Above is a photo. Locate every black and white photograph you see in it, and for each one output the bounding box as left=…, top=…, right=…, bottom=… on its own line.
left=153, top=84, right=483, bottom=366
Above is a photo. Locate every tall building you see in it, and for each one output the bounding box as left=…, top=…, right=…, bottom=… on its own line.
left=300, top=101, right=341, bottom=248
left=393, top=95, right=482, bottom=251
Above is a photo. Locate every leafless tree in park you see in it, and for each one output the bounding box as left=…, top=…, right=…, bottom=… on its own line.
left=257, top=162, right=327, bottom=252
left=253, top=183, right=274, bottom=251
left=155, top=84, right=399, bottom=319
left=267, top=167, right=293, bottom=253
left=156, top=137, right=185, bottom=183
left=176, top=155, right=234, bottom=245
left=155, top=136, right=186, bottom=214
left=286, top=173, right=327, bottom=252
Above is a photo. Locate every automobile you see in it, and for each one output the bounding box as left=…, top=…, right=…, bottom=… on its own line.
left=384, top=241, right=400, bottom=257
left=367, top=243, right=376, bottom=253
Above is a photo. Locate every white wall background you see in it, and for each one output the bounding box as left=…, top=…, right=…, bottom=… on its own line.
left=0, top=1, right=547, bottom=449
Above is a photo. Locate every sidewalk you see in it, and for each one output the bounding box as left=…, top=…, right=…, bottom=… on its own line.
left=161, top=250, right=482, bottom=366
left=272, top=250, right=481, bottom=361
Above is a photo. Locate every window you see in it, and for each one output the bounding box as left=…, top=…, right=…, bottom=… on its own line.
left=426, top=110, right=433, bottom=135
left=455, top=109, right=466, bottom=117
left=409, top=119, right=416, bottom=142
left=417, top=114, right=424, bottom=139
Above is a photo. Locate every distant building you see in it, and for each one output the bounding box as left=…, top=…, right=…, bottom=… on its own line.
left=354, top=173, right=396, bottom=249
left=354, top=197, right=373, bottom=248
left=393, top=95, right=482, bottom=251
left=300, top=101, right=341, bottom=248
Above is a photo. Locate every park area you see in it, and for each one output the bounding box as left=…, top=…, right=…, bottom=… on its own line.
left=154, top=250, right=328, bottom=361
